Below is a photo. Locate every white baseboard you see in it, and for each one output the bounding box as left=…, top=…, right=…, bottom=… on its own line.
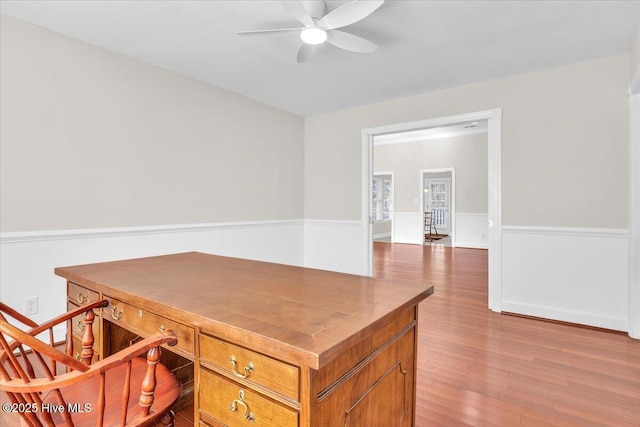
left=455, top=241, right=488, bottom=249
left=373, top=232, right=391, bottom=239
left=501, top=301, right=627, bottom=332
left=502, top=225, right=629, bottom=331
left=0, top=220, right=304, bottom=329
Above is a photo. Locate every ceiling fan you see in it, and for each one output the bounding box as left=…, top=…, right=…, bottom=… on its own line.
left=238, top=0, right=384, bottom=63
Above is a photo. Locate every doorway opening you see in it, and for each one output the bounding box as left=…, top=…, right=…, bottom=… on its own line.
left=421, top=168, right=455, bottom=247
left=362, top=109, right=502, bottom=312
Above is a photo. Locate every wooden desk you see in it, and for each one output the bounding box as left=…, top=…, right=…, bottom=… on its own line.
left=55, top=252, right=433, bottom=426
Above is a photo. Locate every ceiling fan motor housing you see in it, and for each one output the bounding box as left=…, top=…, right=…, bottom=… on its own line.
left=301, top=0, right=326, bottom=20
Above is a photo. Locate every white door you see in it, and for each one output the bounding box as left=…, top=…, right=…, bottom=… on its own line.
left=426, top=178, right=450, bottom=234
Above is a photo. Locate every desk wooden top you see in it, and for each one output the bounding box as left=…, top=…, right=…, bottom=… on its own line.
left=55, top=252, right=433, bottom=369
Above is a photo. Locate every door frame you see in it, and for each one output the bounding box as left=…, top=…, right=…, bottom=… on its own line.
left=629, top=93, right=640, bottom=338
left=362, top=108, right=502, bottom=312
left=420, top=168, right=455, bottom=245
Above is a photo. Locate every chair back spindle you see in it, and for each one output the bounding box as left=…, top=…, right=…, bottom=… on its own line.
left=0, top=299, right=180, bottom=426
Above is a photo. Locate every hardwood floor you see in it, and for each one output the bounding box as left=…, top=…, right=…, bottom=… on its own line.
left=373, top=241, right=640, bottom=426
left=3, top=243, right=639, bottom=426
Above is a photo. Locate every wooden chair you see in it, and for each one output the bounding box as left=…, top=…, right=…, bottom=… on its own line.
left=424, top=211, right=439, bottom=241
left=0, top=300, right=180, bottom=426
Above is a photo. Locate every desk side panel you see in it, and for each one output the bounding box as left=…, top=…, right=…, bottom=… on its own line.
left=309, top=305, right=418, bottom=426
left=312, top=326, right=416, bottom=426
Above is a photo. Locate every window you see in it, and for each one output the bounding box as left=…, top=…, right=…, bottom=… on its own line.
left=373, top=174, right=393, bottom=221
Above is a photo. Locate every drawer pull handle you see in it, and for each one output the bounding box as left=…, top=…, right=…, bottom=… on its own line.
left=111, top=306, right=123, bottom=321
left=76, top=293, right=88, bottom=304
left=229, top=389, right=255, bottom=422
left=75, top=352, right=81, bottom=361
left=159, top=324, right=166, bottom=332
left=230, top=356, right=255, bottom=379
left=76, top=321, right=86, bottom=332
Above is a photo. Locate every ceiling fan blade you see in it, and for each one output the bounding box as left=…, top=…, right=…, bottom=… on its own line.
left=297, top=42, right=317, bottom=63
left=237, top=27, right=304, bottom=35
left=326, top=30, right=378, bottom=53
left=280, top=0, right=314, bottom=27
left=317, top=0, right=384, bottom=30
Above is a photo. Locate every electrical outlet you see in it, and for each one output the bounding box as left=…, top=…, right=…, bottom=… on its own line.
left=24, top=296, right=38, bottom=315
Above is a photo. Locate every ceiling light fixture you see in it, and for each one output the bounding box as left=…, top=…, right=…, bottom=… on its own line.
left=238, top=0, right=384, bottom=63
left=300, top=27, right=327, bottom=45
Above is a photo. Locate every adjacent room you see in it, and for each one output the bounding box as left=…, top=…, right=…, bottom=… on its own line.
left=1, top=1, right=639, bottom=426
left=373, top=122, right=488, bottom=248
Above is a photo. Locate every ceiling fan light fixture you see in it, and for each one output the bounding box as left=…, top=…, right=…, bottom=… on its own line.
left=301, top=27, right=327, bottom=45
left=238, top=0, right=384, bottom=62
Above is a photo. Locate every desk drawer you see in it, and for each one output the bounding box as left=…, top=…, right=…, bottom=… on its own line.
left=200, top=333, right=299, bottom=401
left=200, top=369, right=298, bottom=427
left=67, top=282, right=99, bottom=305
left=106, top=297, right=194, bottom=356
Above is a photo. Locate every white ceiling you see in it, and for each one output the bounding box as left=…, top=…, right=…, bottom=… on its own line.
left=1, top=0, right=639, bottom=116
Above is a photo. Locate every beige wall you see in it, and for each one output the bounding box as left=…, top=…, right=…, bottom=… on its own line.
left=2, top=14, right=631, bottom=232
left=0, top=15, right=304, bottom=232
left=305, top=54, right=630, bottom=228
left=374, top=133, right=488, bottom=213
left=631, top=31, right=640, bottom=77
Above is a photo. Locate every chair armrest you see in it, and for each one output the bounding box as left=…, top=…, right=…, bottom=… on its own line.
left=27, top=299, right=109, bottom=337
left=0, top=330, right=178, bottom=393
left=0, top=319, right=90, bottom=373
left=0, top=302, right=39, bottom=328
left=0, top=300, right=108, bottom=365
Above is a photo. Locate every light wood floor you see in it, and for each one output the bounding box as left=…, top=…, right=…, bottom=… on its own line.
left=3, top=243, right=639, bottom=426
left=373, top=241, right=640, bottom=426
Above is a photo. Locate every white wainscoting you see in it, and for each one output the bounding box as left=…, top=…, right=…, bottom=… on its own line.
left=502, top=226, right=629, bottom=331
left=0, top=220, right=304, bottom=340
left=392, top=212, right=423, bottom=245
left=303, top=220, right=365, bottom=275
left=455, top=213, right=488, bottom=249
left=392, top=212, right=489, bottom=248
left=373, top=219, right=392, bottom=240
left=5, top=221, right=630, bottom=340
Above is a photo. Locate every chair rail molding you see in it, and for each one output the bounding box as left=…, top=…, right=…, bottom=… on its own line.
left=0, top=220, right=304, bottom=243
left=501, top=225, right=629, bottom=238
